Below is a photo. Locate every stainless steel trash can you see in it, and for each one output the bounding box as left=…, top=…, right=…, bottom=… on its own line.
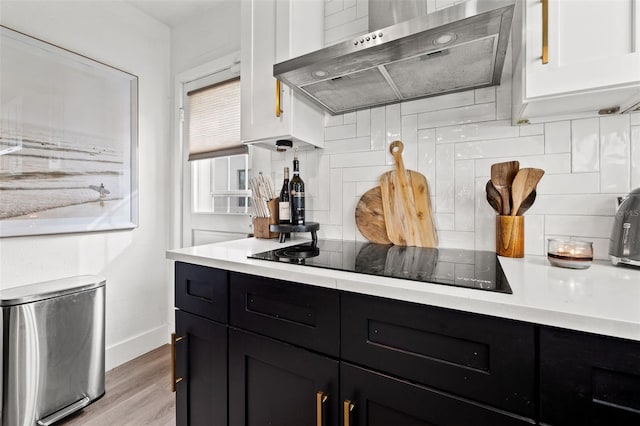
left=0, top=275, right=105, bottom=426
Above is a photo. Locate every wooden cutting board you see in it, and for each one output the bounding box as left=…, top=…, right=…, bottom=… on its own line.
left=380, top=141, right=438, bottom=247
left=355, top=187, right=392, bottom=245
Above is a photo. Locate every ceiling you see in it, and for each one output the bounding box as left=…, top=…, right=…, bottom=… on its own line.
left=126, top=0, right=223, bottom=28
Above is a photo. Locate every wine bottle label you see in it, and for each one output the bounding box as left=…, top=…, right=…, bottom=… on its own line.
left=279, top=202, right=290, bottom=221
left=290, top=190, right=305, bottom=197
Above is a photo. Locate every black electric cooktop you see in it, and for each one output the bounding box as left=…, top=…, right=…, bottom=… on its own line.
left=249, top=240, right=512, bottom=294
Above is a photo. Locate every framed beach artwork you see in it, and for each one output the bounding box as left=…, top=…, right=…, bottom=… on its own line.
left=0, top=26, right=138, bottom=237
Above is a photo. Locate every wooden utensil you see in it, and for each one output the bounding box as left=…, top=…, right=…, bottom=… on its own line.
left=485, top=180, right=503, bottom=214
left=380, top=141, right=438, bottom=247
left=355, top=187, right=392, bottom=245
left=510, top=168, right=545, bottom=216
left=516, top=189, right=537, bottom=216
left=491, top=161, right=520, bottom=215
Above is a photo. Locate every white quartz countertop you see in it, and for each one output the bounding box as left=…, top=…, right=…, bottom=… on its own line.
left=166, top=238, right=640, bottom=342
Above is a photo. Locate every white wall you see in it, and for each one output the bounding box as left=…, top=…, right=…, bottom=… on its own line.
left=268, top=0, right=640, bottom=261
left=0, top=0, right=172, bottom=370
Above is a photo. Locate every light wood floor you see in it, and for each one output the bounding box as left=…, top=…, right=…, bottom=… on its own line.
left=59, top=344, right=175, bottom=426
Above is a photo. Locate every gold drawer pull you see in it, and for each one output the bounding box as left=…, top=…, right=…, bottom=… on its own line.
left=276, top=79, right=282, bottom=117
left=171, top=333, right=184, bottom=392
left=343, top=400, right=355, bottom=426
left=541, top=0, right=549, bottom=64
left=316, top=391, right=328, bottom=426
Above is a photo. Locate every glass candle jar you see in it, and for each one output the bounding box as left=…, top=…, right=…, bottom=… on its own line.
left=547, top=239, right=593, bottom=269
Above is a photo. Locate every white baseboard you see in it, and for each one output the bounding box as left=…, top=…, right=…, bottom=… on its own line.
left=105, top=324, right=170, bottom=371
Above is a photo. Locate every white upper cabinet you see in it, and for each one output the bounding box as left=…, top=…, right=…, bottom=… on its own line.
left=240, top=0, right=325, bottom=150
left=512, top=0, right=640, bottom=124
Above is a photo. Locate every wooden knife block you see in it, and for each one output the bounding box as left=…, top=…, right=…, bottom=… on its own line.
left=496, top=215, right=524, bottom=258
left=253, top=198, right=279, bottom=239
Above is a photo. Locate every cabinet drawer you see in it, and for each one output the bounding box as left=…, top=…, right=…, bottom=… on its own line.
left=229, top=272, right=339, bottom=357
left=341, top=362, right=534, bottom=426
left=175, top=262, right=228, bottom=323
left=540, top=327, right=640, bottom=426
left=341, top=292, right=535, bottom=418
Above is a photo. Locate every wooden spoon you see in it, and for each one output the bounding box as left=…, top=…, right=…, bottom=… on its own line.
left=485, top=180, right=502, bottom=214
left=516, top=189, right=536, bottom=216
left=491, top=161, right=520, bottom=215
left=510, top=168, right=545, bottom=216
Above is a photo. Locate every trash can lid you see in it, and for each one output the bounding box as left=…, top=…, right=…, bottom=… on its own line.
left=0, top=275, right=105, bottom=307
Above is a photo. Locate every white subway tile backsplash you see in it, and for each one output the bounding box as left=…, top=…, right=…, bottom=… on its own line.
left=524, top=215, right=545, bottom=256
left=344, top=0, right=356, bottom=9
left=370, top=107, right=385, bottom=151
left=436, top=231, right=475, bottom=250
left=342, top=183, right=357, bottom=240
left=356, top=0, right=368, bottom=18
left=323, top=136, right=371, bottom=154
left=318, top=224, right=343, bottom=240
left=343, top=112, right=357, bottom=124
left=324, top=112, right=344, bottom=127
left=385, top=104, right=402, bottom=165
left=496, top=84, right=510, bottom=120
left=325, top=5, right=356, bottom=29
left=435, top=213, right=455, bottom=231
left=474, top=177, right=496, bottom=251
left=474, top=87, right=495, bottom=104
left=632, top=126, right=640, bottom=189
left=401, top=91, right=474, bottom=116
left=571, top=118, right=600, bottom=172
left=455, top=135, right=544, bottom=160
left=356, top=109, right=371, bottom=137
left=599, top=115, right=630, bottom=193
left=418, top=102, right=496, bottom=129
left=545, top=121, right=571, bottom=153
left=545, top=215, right=614, bottom=239
left=325, top=0, right=344, bottom=16
left=475, top=153, right=571, bottom=177
left=436, top=120, right=518, bottom=144
left=324, top=17, right=368, bottom=45
left=526, top=194, right=619, bottom=216
left=330, top=168, right=343, bottom=224
left=536, top=173, right=600, bottom=194
left=436, top=144, right=455, bottom=213
left=400, top=114, right=418, bottom=171
left=519, top=123, right=543, bottom=136
left=330, top=149, right=385, bottom=168
left=454, top=160, right=475, bottom=231
left=342, top=165, right=393, bottom=182
left=325, top=123, right=357, bottom=141
left=417, top=129, right=436, bottom=189
left=355, top=180, right=378, bottom=196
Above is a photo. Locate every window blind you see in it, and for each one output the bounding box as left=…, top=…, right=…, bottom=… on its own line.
left=187, top=76, right=245, bottom=161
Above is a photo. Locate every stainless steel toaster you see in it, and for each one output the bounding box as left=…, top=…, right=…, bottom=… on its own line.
left=609, top=187, right=640, bottom=267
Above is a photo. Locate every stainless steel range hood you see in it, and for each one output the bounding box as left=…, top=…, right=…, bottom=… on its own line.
left=274, top=0, right=515, bottom=115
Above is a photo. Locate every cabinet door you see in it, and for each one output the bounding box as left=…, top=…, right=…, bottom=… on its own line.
left=540, top=327, right=640, bottom=426
left=525, top=0, right=640, bottom=98
left=175, top=310, right=228, bottom=426
left=229, top=328, right=339, bottom=426
left=340, top=363, right=533, bottom=426
left=175, top=262, right=228, bottom=323
left=341, top=292, right=535, bottom=417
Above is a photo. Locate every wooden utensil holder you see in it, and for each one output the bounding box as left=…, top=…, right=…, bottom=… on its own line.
left=496, top=215, right=524, bottom=258
left=253, top=198, right=279, bottom=239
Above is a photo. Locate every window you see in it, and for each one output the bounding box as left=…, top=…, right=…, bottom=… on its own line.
left=184, top=73, right=250, bottom=214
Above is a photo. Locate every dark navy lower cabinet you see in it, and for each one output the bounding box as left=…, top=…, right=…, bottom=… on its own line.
left=540, top=327, right=640, bottom=426
left=174, top=263, right=640, bottom=426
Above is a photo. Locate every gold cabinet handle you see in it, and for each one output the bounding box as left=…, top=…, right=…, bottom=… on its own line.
left=541, top=0, right=549, bottom=64
left=343, top=400, right=355, bottom=426
left=276, top=79, right=282, bottom=117
left=171, top=333, right=184, bottom=392
left=316, top=391, right=328, bottom=426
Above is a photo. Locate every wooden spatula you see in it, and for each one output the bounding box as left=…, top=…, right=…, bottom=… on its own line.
left=510, top=168, right=545, bottom=216
left=485, top=180, right=503, bottom=214
left=491, top=161, right=520, bottom=215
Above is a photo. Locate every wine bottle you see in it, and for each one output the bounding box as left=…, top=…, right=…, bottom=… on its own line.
left=289, top=153, right=305, bottom=225
left=279, top=167, right=290, bottom=224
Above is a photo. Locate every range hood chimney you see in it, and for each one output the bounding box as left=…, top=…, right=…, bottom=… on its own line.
left=274, top=0, right=515, bottom=116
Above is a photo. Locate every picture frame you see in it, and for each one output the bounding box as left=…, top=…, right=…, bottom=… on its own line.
left=0, top=25, right=139, bottom=237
